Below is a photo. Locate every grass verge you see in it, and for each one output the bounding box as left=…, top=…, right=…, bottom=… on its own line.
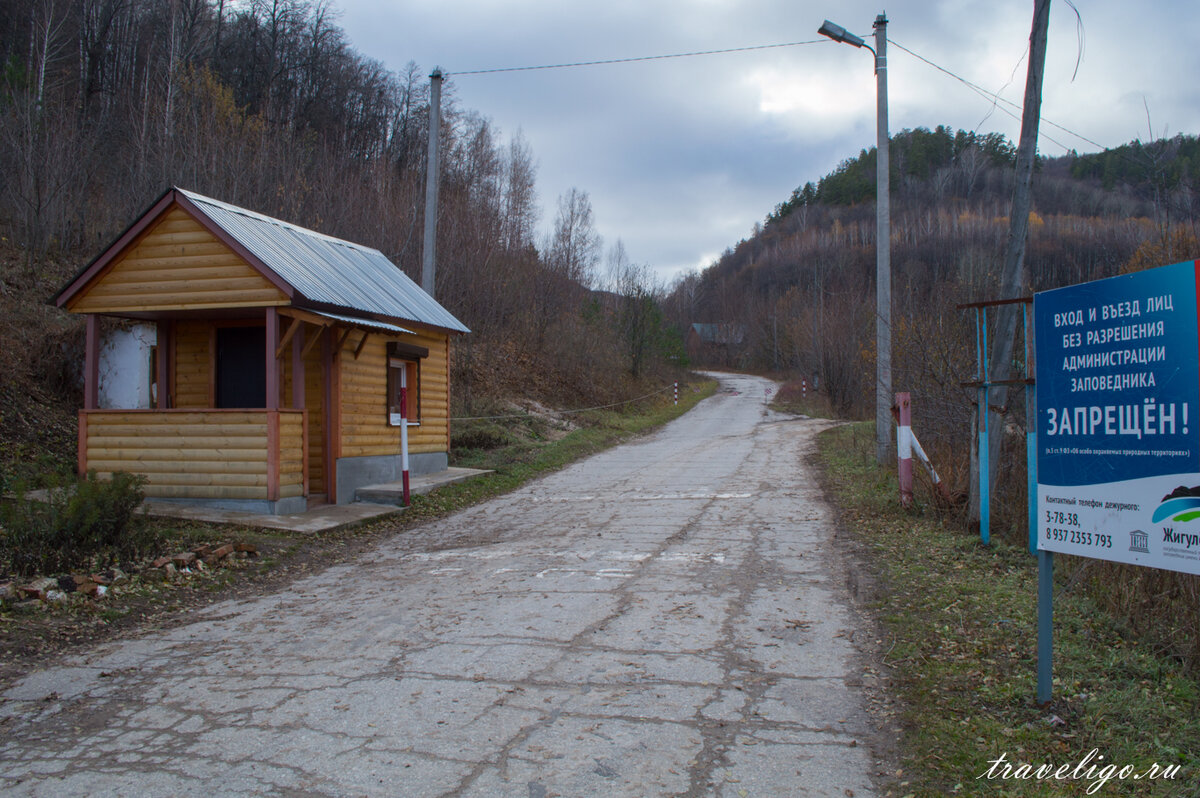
left=769, top=378, right=835, bottom=419
left=817, top=422, right=1199, bottom=797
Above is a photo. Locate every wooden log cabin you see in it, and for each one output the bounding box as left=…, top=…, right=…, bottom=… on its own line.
left=53, top=187, right=469, bottom=514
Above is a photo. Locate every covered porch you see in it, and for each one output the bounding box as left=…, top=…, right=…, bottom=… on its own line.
left=79, top=408, right=308, bottom=514
left=78, top=306, right=369, bottom=515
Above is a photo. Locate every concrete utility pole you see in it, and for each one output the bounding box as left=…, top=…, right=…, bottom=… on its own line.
left=817, top=14, right=892, bottom=465
left=873, top=13, right=891, bottom=465
left=421, top=68, right=443, bottom=298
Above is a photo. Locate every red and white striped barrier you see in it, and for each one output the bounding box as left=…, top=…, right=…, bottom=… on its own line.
left=896, top=392, right=915, bottom=507
left=895, top=391, right=948, bottom=507
left=400, top=369, right=410, bottom=506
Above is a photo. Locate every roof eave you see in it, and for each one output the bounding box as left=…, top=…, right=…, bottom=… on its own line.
left=293, top=298, right=470, bottom=336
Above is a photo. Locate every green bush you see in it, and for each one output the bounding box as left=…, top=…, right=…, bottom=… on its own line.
left=0, top=471, right=158, bottom=577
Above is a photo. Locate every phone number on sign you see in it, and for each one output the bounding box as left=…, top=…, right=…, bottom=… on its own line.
left=1045, top=527, right=1113, bottom=548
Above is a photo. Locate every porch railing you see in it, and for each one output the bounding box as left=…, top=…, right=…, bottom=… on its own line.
left=79, top=409, right=307, bottom=501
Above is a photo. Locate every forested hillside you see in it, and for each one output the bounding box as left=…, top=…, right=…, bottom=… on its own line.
left=670, top=125, right=1199, bottom=411
left=666, top=126, right=1200, bottom=670
left=0, top=0, right=685, bottom=472
left=667, top=123, right=1200, bottom=529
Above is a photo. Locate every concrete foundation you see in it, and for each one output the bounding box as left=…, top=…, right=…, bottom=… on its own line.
left=143, top=495, right=308, bottom=516
left=335, top=452, right=449, bottom=505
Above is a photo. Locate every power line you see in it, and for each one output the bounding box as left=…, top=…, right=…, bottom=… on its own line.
left=452, top=40, right=824, bottom=76
left=888, top=38, right=1108, bottom=154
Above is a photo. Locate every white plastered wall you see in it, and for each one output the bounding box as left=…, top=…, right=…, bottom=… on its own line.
left=98, top=323, right=156, bottom=409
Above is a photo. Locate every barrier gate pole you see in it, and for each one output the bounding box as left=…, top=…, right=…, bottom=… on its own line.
left=401, top=369, right=410, bottom=507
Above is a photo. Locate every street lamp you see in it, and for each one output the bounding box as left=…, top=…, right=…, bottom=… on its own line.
left=819, top=14, right=891, bottom=466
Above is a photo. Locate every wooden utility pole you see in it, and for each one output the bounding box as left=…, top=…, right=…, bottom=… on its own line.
left=971, top=0, right=1051, bottom=524
left=421, top=68, right=443, bottom=298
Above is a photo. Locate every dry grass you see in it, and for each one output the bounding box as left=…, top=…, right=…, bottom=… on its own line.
left=818, top=422, right=1199, bottom=797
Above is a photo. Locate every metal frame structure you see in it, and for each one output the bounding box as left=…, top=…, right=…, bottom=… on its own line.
left=960, top=297, right=1036, bottom=549
left=961, top=296, right=1052, bottom=703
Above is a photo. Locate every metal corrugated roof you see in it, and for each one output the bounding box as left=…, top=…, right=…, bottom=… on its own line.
left=311, top=311, right=413, bottom=336
left=178, top=189, right=469, bottom=334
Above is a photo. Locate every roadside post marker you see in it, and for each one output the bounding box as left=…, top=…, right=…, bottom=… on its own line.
left=674, top=382, right=678, bottom=406
left=893, top=393, right=952, bottom=507
left=895, top=392, right=914, bottom=507
left=401, top=369, right=410, bottom=506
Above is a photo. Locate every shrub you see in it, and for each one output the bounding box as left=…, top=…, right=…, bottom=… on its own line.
left=0, top=471, right=158, bottom=577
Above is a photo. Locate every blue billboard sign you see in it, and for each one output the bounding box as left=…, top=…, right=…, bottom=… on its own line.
left=1035, top=259, right=1200, bottom=575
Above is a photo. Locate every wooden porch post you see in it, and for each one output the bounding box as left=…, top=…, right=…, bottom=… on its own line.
left=84, top=314, right=99, bottom=410
left=266, top=308, right=280, bottom=503
left=156, top=319, right=172, bottom=409
left=292, top=322, right=305, bottom=409
left=324, top=327, right=338, bottom=503
left=265, top=307, right=280, bottom=411
left=292, top=324, right=308, bottom=498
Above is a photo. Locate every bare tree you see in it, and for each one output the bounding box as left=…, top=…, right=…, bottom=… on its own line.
left=608, top=240, right=664, bottom=378
left=546, top=188, right=600, bottom=287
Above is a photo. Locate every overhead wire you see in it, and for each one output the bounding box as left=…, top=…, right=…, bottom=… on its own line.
left=451, top=34, right=1113, bottom=156
left=451, top=39, right=825, bottom=76
left=446, top=32, right=1118, bottom=164
left=888, top=38, right=1108, bottom=154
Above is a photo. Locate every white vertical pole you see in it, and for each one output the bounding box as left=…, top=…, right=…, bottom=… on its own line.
left=873, top=13, right=892, bottom=466
left=400, top=367, right=410, bottom=506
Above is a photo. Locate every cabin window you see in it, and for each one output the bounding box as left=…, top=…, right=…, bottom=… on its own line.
left=386, top=340, right=428, bottom=426
left=387, top=358, right=420, bottom=426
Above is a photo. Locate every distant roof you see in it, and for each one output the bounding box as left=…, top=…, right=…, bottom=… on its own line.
left=56, top=187, right=469, bottom=335
left=690, top=323, right=745, bottom=345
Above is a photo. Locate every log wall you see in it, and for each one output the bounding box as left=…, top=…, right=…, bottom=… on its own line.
left=338, top=327, right=450, bottom=458
left=173, top=320, right=211, bottom=407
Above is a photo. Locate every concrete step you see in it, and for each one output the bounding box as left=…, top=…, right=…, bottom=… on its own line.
left=355, top=467, right=492, bottom=506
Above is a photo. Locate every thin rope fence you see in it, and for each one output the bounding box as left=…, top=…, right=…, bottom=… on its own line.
left=451, top=384, right=676, bottom=422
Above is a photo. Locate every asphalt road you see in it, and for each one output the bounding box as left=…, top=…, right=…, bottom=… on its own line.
left=1, top=372, right=884, bottom=797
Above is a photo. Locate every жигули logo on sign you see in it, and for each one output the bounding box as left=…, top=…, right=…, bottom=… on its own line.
left=1129, top=529, right=1150, bottom=553
left=1152, top=485, right=1200, bottom=524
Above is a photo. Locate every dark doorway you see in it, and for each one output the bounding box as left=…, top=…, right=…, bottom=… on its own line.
left=216, top=326, right=266, bottom=408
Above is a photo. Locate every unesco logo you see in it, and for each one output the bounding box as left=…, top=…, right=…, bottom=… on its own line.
left=1129, top=529, right=1150, bottom=553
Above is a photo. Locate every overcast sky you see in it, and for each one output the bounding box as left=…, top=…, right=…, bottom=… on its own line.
left=332, top=0, right=1200, bottom=284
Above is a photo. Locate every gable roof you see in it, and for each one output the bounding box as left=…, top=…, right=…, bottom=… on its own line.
left=55, top=187, right=469, bottom=334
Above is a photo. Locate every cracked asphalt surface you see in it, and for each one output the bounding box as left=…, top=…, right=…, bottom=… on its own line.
left=0, top=372, right=885, bottom=796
